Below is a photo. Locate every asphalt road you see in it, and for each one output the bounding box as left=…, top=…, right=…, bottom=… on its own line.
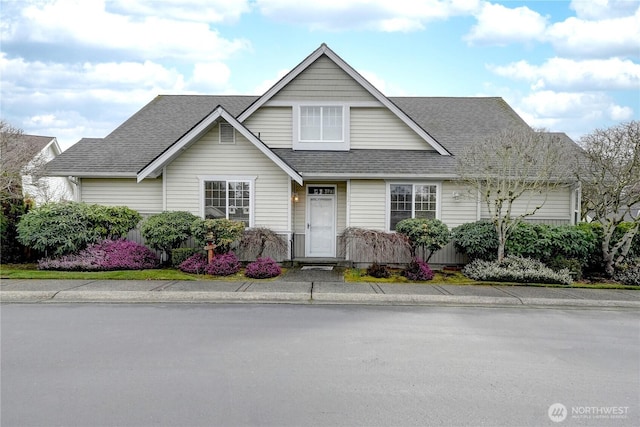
left=1, top=304, right=638, bottom=427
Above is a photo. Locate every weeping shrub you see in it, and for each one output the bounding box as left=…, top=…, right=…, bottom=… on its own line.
left=340, top=227, right=411, bottom=264
left=237, top=227, right=288, bottom=260
left=245, top=257, right=282, bottom=279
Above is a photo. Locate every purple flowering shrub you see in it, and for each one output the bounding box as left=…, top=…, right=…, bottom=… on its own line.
left=244, top=257, right=282, bottom=279
left=205, top=252, right=241, bottom=276
left=402, top=257, right=434, bottom=281
left=178, top=252, right=208, bottom=274
left=38, top=239, right=159, bottom=271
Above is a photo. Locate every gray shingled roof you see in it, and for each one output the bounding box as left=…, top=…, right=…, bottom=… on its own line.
left=45, top=95, right=258, bottom=176
left=272, top=149, right=457, bottom=177
left=45, top=94, right=576, bottom=178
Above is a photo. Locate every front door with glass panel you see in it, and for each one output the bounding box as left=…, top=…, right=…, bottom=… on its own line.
left=305, top=186, right=336, bottom=257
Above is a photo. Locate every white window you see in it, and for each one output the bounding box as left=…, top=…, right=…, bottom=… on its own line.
left=300, top=106, right=343, bottom=142
left=219, top=122, right=235, bottom=144
left=204, top=180, right=251, bottom=227
left=389, top=183, right=439, bottom=230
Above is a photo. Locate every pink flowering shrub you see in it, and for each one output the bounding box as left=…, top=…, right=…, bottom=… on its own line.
left=38, top=239, right=159, bottom=271
left=245, top=257, right=282, bottom=279
left=178, top=252, right=208, bottom=274
left=205, top=252, right=240, bottom=276
left=402, top=257, right=434, bottom=281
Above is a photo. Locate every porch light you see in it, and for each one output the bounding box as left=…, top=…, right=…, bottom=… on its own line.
left=292, top=192, right=299, bottom=202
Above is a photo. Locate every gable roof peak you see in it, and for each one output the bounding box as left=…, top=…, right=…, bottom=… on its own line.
left=238, top=44, right=451, bottom=156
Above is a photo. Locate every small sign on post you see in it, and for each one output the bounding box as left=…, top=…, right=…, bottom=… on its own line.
left=204, top=243, right=216, bottom=263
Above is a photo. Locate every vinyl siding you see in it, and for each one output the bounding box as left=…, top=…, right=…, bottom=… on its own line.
left=243, top=107, right=293, bottom=149
left=480, top=186, right=572, bottom=223
left=351, top=107, right=431, bottom=150
left=80, top=178, right=162, bottom=214
left=348, top=180, right=387, bottom=230
left=165, top=124, right=291, bottom=231
left=440, top=181, right=479, bottom=228
left=272, top=55, right=377, bottom=102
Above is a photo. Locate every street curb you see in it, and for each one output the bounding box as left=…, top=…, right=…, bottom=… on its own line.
left=2, top=290, right=639, bottom=308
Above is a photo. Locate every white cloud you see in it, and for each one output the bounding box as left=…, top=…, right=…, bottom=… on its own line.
left=253, top=69, right=290, bottom=95
left=488, top=57, right=640, bottom=91
left=569, top=0, right=639, bottom=19
left=511, top=90, right=634, bottom=139
left=188, top=62, right=232, bottom=92
left=254, top=0, right=480, bottom=32
left=465, top=2, right=547, bottom=45
left=110, top=0, right=250, bottom=23
left=465, top=1, right=639, bottom=59
left=546, top=8, right=640, bottom=57
left=3, top=0, right=250, bottom=62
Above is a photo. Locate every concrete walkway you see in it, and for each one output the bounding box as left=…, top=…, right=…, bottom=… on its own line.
left=1, top=269, right=639, bottom=307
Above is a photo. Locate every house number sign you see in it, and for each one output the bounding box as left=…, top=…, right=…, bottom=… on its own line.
left=308, top=186, right=335, bottom=195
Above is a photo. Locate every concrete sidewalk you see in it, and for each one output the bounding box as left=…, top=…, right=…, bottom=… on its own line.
left=1, top=278, right=639, bottom=307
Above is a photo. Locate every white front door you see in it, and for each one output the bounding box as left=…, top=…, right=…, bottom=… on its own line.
left=306, top=186, right=336, bottom=257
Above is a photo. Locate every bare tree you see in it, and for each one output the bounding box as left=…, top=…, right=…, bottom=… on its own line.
left=577, top=120, right=640, bottom=276
left=1, top=120, right=51, bottom=203
left=456, top=128, right=575, bottom=262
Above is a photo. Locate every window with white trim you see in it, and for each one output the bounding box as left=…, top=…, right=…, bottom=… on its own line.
left=389, top=184, right=438, bottom=230
left=300, top=106, right=343, bottom=142
left=204, top=180, right=251, bottom=226
left=219, top=123, right=235, bottom=144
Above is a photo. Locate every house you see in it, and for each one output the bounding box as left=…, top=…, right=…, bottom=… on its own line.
left=45, top=44, right=581, bottom=265
left=6, top=134, right=74, bottom=205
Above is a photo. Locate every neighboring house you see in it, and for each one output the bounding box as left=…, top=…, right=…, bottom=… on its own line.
left=8, top=134, right=74, bottom=205
left=45, top=44, right=581, bottom=264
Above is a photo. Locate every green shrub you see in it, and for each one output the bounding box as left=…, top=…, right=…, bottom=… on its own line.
left=140, top=211, right=199, bottom=258
left=1, top=195, right=31, bottom=263
left=366, top=262, right=391, bottom=278
left=395, top=218, right=450, bottom=261
left=171, top=247, right=202, bottom=268
left=17, top=202, right=140, bottom=257
left=548, top=256, right=584, bottom=281
left=462, top=256, right=573, bottom=286
left=507, top=223, right=597, bottom=267
left=86, top=205, right=141, bottom=239
left=451, top=221, right=498, bottom=261
left=191, top=218, right=245, bottom=253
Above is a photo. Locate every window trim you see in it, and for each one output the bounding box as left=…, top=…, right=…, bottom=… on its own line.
left=292, top=102, right=350, bottom=150
left=198, top=175, right=256, bottom=227
left=386, top=181, right=441, bottom=231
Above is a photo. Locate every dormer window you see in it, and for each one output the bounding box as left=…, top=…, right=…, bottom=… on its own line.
left=300, top=106, right=343, bottom=142
left=294, top=104, right=349, bottom=150
left=219, top=122, right=235, bottom=144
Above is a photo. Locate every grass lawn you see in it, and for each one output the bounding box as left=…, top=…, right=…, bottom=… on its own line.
left=1, top=264, right=636, bottom=290
left=344, top=267, right=639, bottom=290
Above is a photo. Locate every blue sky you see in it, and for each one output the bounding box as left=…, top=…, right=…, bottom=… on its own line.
left=1, top=0, right=638, bottom=150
